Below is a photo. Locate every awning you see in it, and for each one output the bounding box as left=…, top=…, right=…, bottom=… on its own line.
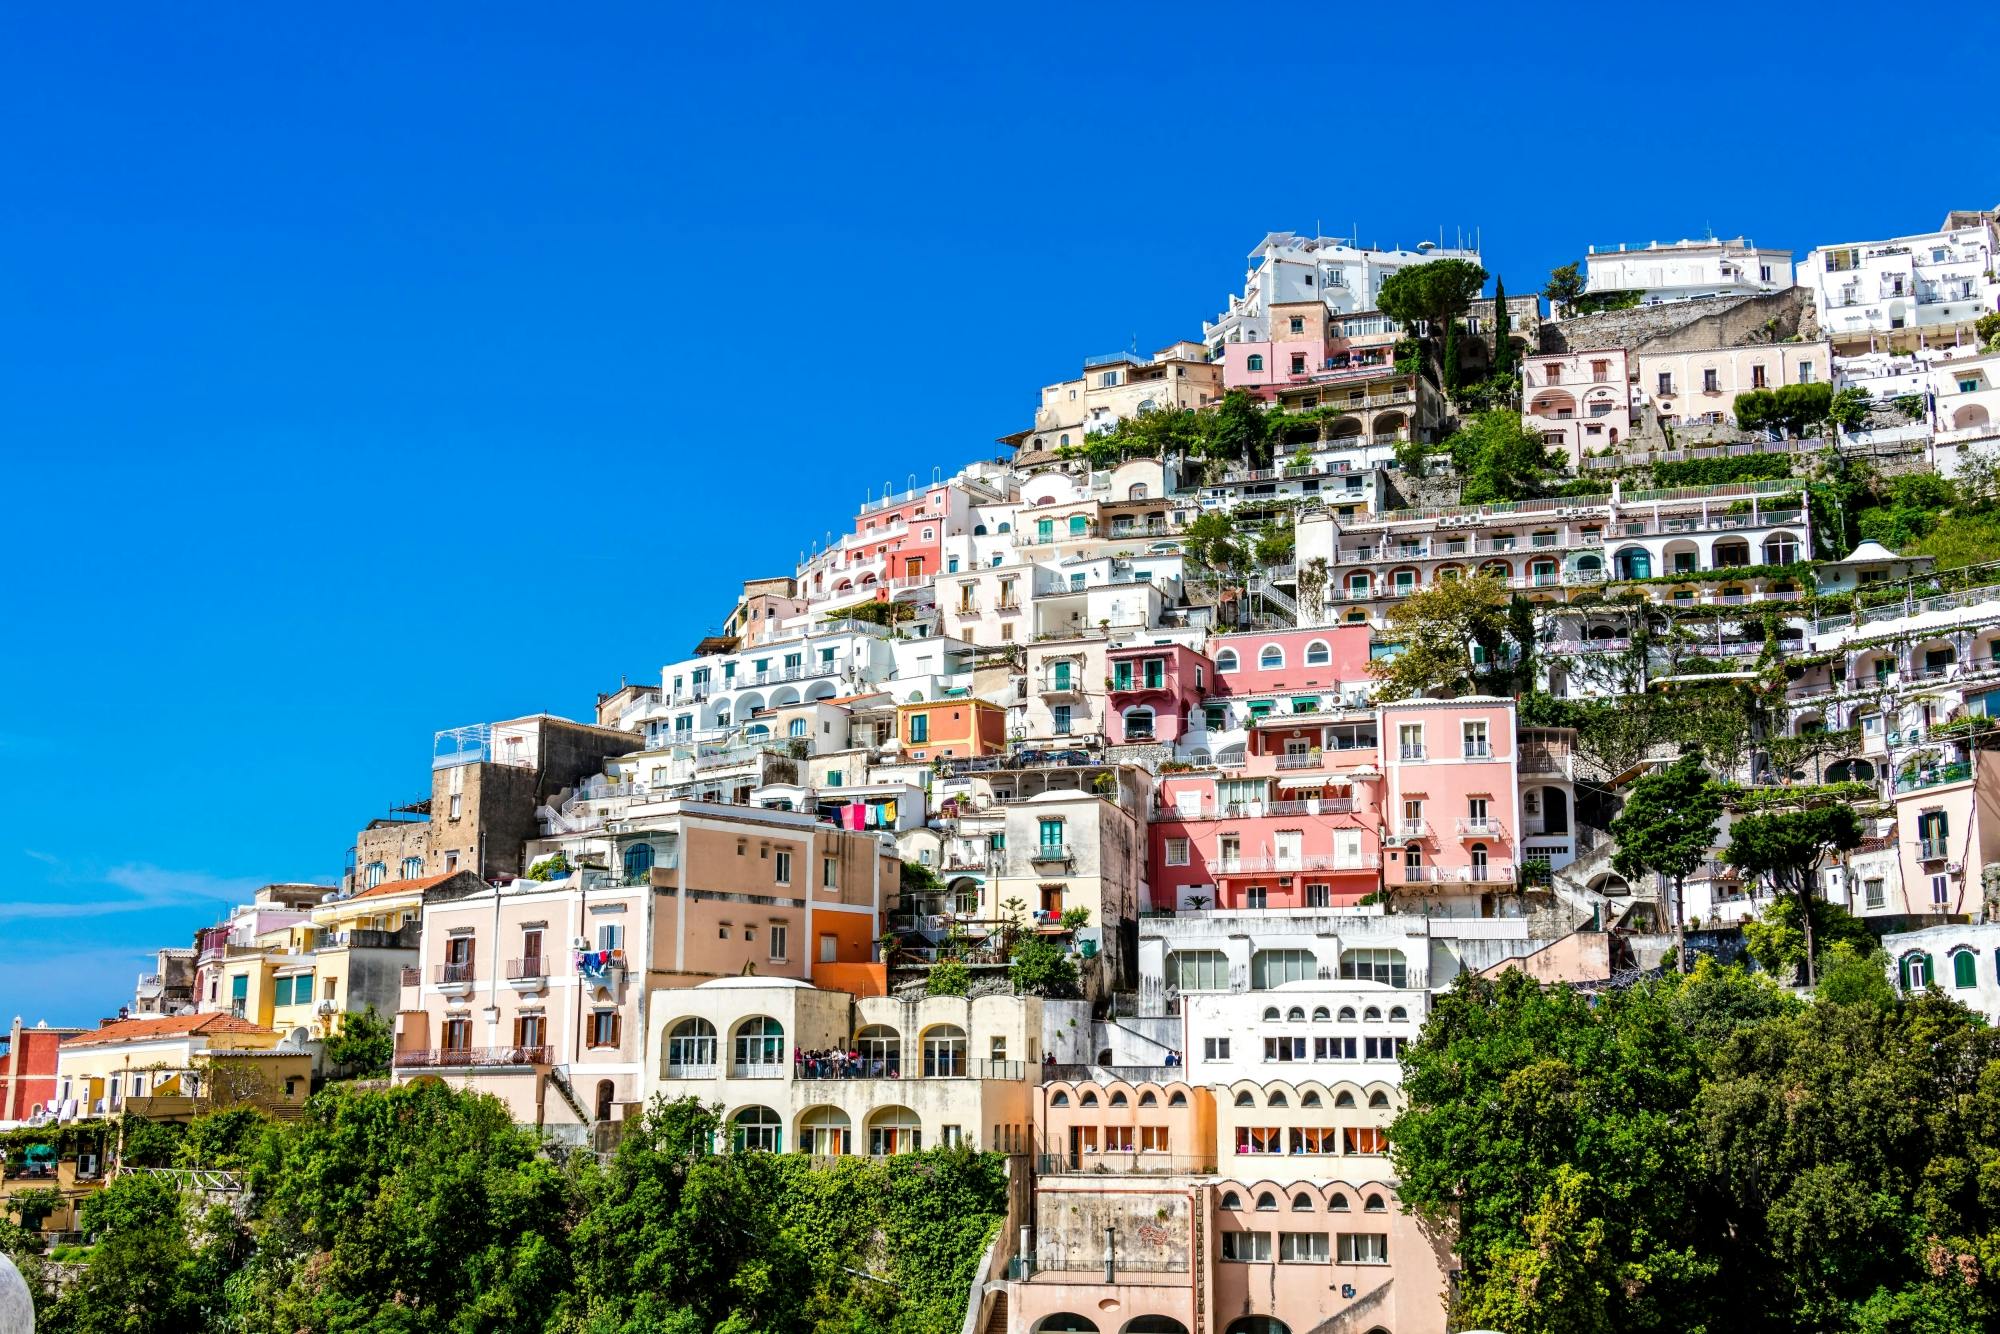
left=1276, top=775, right=1327, bottom=790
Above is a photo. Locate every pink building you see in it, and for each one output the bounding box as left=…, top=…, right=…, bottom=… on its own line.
left=1106, top=644, right=1213, bottom=745
left=1209, top=627, right=1373, bottom=698
left=1522, top=348, right=1632, bottom=464
left=1379, top=697, right=1522, bottom=910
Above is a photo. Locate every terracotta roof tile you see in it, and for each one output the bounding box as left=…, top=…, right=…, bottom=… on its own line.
left=62, top=1013, right=272, bottom=1048
left=351, top=872, right=456, bottom=901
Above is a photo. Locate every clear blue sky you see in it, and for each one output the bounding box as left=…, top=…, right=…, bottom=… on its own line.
left=3, top=3, right=1995, bottom=1026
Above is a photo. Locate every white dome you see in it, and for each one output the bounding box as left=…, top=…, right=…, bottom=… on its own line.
left=0, top=1251, right=33, bottom=1333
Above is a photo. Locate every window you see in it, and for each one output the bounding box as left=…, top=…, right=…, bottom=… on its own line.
left=623, top=843, right=654, bottom=881
left=774, top=851, right=792, bottom=884
left=400, top=856, right=423, bottom=879
left=1139, top=1125, right=1170, bottom=1152
left=1798, top=360, right=1815, bottom=384
left=1165, top=838, right=1190, bottom=866
left=1251, top=948, right=1315, bottom=989
left=734, top=1016, right=785, bottom=1068
left=1340, top=949, right=1407, bottom=987
left=1657, top=372, right=1674, bottom=395
left=909, top=714, right=929, bottom=743
left=1246, top=354, right=1264, bottom=373
left=1038, top=818, right=1065, bottom=851
left=1954, top=949, right=1978, bottom=989
left=1462, top=720, right=1489, bottom=758
left=822, top=857, right=838, bottom=889
left=1221, top=1231, right=1271, bottom=1262
left=1052, top=704, right=1072, bottom=734
left=1290, top=353, right=1307, bottom=375
left=1338, top=1232, right=1388, bottom=1264
left=588, top=1010, right=620, bottom=1048
left=1864, top=878, right=1885, bottom=910
left=1259, top=645, right=1284, bottom=669
left=1289, top=316, right=1305, bottom=334
left=1306, top=883, right=1330, bottom=908
left=1345, top=1126, right=1388, bottom=1154
left=1305, top=640, right=1330, bottom=666
left=1113, top=660, right=1134, bottom=691
left=789, top=718, right=807, bottom=737
left=1398, top=723, right=1424, bottom=760
left=733, top=1106, right=783, bottom=1152
left=1203, top=1036, right=1231, bottom=1060
left=1215, top=649, right=1239, bottom=673
left=597, top=923, right=624, bottom=953
left=1143, top=657, right=1165, bottom=689
left=1752, top=364, right=1768, bottom=389
left=769, top=925, right=788, bottom=960
left=1280, top=1232, right=1330, bottom=1263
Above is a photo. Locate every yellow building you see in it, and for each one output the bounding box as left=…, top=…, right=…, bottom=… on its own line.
left=54, top=1014, right=278, bottom=1121
left=306, top=873, right=440, bottom=1038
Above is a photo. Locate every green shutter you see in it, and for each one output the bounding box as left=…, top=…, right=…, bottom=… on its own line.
left=231, top=975, right=248, bottom=999
left=1956, top=950, right=1978, bottom=989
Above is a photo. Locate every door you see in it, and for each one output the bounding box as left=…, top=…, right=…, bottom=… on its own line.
left=819, top=933, right=838, bottom=963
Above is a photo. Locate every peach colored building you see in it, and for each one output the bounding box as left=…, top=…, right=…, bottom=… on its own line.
left=1522, top=347, right=1632, bottom=463
left=1891, top=748, right=2000, bottom=918
left=392, top=800, right=896, bottom=1141
left=899, top=697, right=1008, bottom=761
left=1380, top=697, right=1522, bottom=913
left=1638, top=341, right=1831, bottom=430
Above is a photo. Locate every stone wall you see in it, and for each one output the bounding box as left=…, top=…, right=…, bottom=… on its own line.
left=1540, top=289, right=1807, bottom=355
left=1035, top=1183, right=1193, bottom=1274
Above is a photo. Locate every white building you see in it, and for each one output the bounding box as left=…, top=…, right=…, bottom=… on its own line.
left=1583, top=236, right=1793, bottom=305
left=1204, top=232, right=1480, bottom=352
left=1885, top=921, right=2000, bottom=1023
left=1800, top=211, right=2000, bottom=353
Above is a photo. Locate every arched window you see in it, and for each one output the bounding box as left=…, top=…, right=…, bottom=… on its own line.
left=856, top=1024, right=901, bottom=1075
left=1388, top=1006, right=1408, bottom=1022
left=1301, top=1090, right=1322, bottom=1107
left=732, top=1017, right=785, bottom=1072
left=1220, top=1191, right=1242, bottom=1209
left=623, top=843, right=654, bottom=880
left=1081, top=1090, right=1099, bottom=1107
left=1954, top=949, right=1979, bottom=989
left=1338, top=1006, right=1356, bottom=1022
left=1215, top=649, right=1239, bottom=673
left=1364, top=1193, right=1386, bottom=1213
left=1263, top=1006, right=1281, bottom=1022
left=1255, top=1191, right=1278, bottom=1211
left=973, top=523, right=987, bottom=535
left=732, top=1105, right=782, bottom=1152
left=998, top=522, right=1011, bottom=533
left=1247, top=354, right=1265, bottom=372
left=1051, top=1090, right=1070, bottom=1107
left=1268, top=1091, right=1289, bottom=1107
left=1139, top=1091, right=1158, bottom=1107
left=1286, top=1006, right=1306, bottom=1022
left=1122, top=706, right=1155, bottom=740
left=1305, top=640, right=1331, bottom=666
left=1234, top=1090, right=1255, bottom=1107
left=1369, top=1091, right=1390, bottom=1108
left=1168, top=1090, right=1188, bottom=1106
left=1251, top=949, right=1315, bottom=989
left=1292, top=1192, right=1314, bottom=1210
left=1334, top=1090, right=1356, bottom=1108
left=665, top=1018, right=717, bottom=1073
left=1328, top=1192, right=1350, bottom=1211
left=920, top=1024, right=967, bottom=1077
left=1902, top=952, right=1933, bottom=989
left=866, top=1106, right=922, bottom=1155
left=1129, top=483, right=1148, bottom=500
left=1109, top=1090, right=1129, bottom=1107
left=1259, top=645, right=1285, bottom=669
left=1363, top=1006, right=1382, bottom=1022
left=1312, top=1006, right=1330, bottom=1022
left=799, top=1106, right=852, bottom=1155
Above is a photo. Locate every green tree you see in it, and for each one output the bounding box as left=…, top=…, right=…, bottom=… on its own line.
left=1725, top=806, right=1864, bottom=985
left=1741, top=892, right=1874, bottom=985
left=1489, top=275, right=1514, bottom=378
left=1454, top=1165, right=1616, bottom=1334
left=1610, top=757, right=1726, bottom=971
left=322, top=1004, right=394, bottom=1076
left=1545, top=261, right=1585, bottom=307
left=1376, top=258, right=1488, bottom=391
left=176, top=1107, right=273, bottom=1171
left=926, top=959, right=970, bottom=996
left=1204, top=389, right=1271, bottom=469
left=1368, top=571, right=1512, bottom=700
left=6, top=1186, right=60, bottom=1231
left=1008, top=935, right=1080, bottom=998
left=1445, top=409, right=1560, bottom=503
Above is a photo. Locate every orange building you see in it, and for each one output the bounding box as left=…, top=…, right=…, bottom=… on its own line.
left=898, top=698, right=1007, bottom=761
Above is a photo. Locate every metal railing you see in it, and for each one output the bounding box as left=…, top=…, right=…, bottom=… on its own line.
left=393, top=1046, right=549, bottom=1069
left=434, top=963, right=475, bottom=985
left=506, top=958, right=548, bottom=980
left=1896, top=761, right=1972, bottom=793
left=1036, top=1153, right=1214, bottom=1176
left=1217, top=855, right=1379, bottom=874
left=1456, top=817, right=1506, bottom=838
left=1029, top=843, right=1074, bottom=862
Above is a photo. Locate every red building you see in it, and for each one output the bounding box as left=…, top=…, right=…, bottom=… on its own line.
left=1, top=1017, right=86, bottom=1122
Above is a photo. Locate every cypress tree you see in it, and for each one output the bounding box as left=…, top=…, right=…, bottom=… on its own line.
left=1491, top=276, right=1513, bottom=377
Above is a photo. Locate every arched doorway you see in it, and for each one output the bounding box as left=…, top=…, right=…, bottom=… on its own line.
left=1223, top=1319, right=1291, bottom=1334
left=1122, top=1319, right=1190, bottom=1334
left=1536, top=785, right=1570, bottom=834
left=1034, top=1318, right=1101, bottom=1333
left=594, top=1080, right=615, bottom=1122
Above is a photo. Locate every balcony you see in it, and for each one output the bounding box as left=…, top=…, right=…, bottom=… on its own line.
left=1434, top=862, right=1517, bottom=884
left=1217, top=855, right=1380, bottom=874
left=1457, top=817, right=1506, bottom=839
left=1399, top=745, right=1426, bottom=761
left=1896, top=761, right=1972, bottom=793
left=1393, top=818, right=1430, bottom=840
left=434, top=962, right=475, bottom=992
left=731, top=1062, right=788, bottom=1079
left=662, top=1062, right=718, bottom=1079
left=1918, top=839, right=1950, bottom=862
left=1036, top=1153, right=1216, bottom=1176
left=400, top=966, right=420, bottom=988
left=393, top=1046, right=549, bottom=1070
left=506, top=958, right=550, bottom=989
left=1029, top=843, right=1074, bottom=865
left=1274, top=753, right=1328, bottom=770
left=1461, top=745, right=1492, bottom=759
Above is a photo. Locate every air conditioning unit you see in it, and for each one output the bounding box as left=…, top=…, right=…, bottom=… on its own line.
left=573, top=936, right=592, bottom=951
left=1948, top=862, right=1964, bottom=875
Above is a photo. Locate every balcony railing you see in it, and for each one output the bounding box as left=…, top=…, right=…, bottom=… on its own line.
left=1918, top=839, right=1950, bottom=861
left=1394, top=818, right=1430, bottom=840
left=1456, top=817, right=1506, bottom=838
left=400, top=966, right=420, bottom=988
left=1035, top=1153, right=1215, bottom=1176
left=1896, top=761, right=1972, bottom=793
left=434, top=962, right=475, bottom=985
left=1399, top=745, right=1426, bottom=760
left=1217, top=855, right=1380, bottom=874
left=506, top=958, right=549, bottom=980
left=1029, top=843, right=1074, bottom=863
left=393, top=1046, right=549, bottom=1069
left=1274, top=753, right=1326, bottom=770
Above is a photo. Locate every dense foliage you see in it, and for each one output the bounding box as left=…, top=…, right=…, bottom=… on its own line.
left=10, top=1084, right=1010, bottom=1334
left=1394, top=965, right=2000, bottom=1334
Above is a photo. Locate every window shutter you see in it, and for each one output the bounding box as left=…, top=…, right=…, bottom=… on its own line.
left=512, top=1017, right=523, bottom=1047
left=611, top=1013, right=623, bottom=1048
left=1898, top=955, right=1910, bottom=990
left=1926, top=954, right=1938, bottom=986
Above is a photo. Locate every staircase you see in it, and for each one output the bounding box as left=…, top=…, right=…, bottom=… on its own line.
left=1245, top=572, right=1301, bottom=626
left=981, top=1290, right=1008, bottom=1334
left=545, top=1067, right=592, bottom=1126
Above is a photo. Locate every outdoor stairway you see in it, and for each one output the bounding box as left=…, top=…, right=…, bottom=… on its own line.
left=981, top=1290, right=1008, bottom=1334
left=1245, top=572, right=1300, bottom=624
left=546, top=1067, right=592, bottom=1126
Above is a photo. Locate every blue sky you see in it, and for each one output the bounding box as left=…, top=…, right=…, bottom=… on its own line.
left=2, top=3, right=1995, bottom=1026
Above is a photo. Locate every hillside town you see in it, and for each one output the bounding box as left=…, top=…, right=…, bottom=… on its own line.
left=9, top=204, right=2000, bottom=1334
